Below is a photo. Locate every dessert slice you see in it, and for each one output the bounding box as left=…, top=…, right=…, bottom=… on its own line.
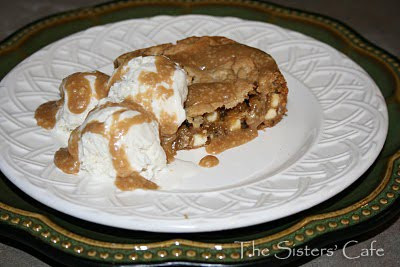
left=115, top=36, right=288, bottom=157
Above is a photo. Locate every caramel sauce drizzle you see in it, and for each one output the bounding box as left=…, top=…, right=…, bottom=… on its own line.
left=109, top=56, right=178, bottom=136
left=109, top=110, right=158, bottom=190
left=64, top=73, right=92, bottom=114
left=93, top=71, right=111, bottom=99
left=205, top=129, right=258, bottom=155
left=108, top=110, right=150, bottom=177
left=67, top=128, right=80, bottom=159
left=137, top=56, right=177, bottom=135
left=35, top=71, right=110, bottom=129
left=54, top=147, right=80, bottom=174
left=138, top=56, right=174, bottom=89
left=34, top=100, right=62, bottom=129
left=155, top=86, right=174, bottom=99
left=199, top=155, right=219, bottom=168
left=159, top=111, right=178, bottom=137
left=81, top=120, right=106, bottom=136
left=54, top=127, right=80, bottom=174
left=160, top=134, right=177, bottom=163
left=54, top=101, right=158, bottom=190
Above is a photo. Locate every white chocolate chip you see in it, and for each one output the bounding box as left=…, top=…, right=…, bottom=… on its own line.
left=187, top=117, right=194, bottom=123
left=193, top=134, right=207, bottom=147
left=265, top=108, right=277, bottom=120
left=191, top=116, right=204, bottom=128
left=229, top=119, right=242, bottom=131
left=271, top=94, right=280, bottom=108
left=206, top=111, right=218, bottom=122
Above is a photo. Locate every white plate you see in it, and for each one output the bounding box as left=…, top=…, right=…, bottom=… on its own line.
left=0, top=15, right=388, bottom=232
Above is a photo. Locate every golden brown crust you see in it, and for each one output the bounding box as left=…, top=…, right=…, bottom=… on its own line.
left=185, top=80, right=255, bottom=117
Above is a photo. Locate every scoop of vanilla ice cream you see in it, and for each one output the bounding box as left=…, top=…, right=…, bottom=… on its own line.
left=54, top=71, right=109, bottom=145
left=107, top=56, right=188, bottom=135
left=77, top=102, right=167, bottom=181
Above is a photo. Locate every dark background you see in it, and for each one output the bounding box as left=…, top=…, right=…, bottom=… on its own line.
left=0, top=0, right=399, bottom=266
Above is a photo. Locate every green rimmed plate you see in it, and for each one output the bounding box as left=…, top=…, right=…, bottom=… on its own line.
left=0, top=0, right=399, bottom=265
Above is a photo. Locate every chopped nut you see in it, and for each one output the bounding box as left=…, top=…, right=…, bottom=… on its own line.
left=206, top=111, right=218, bottom=122
left=229, top=119, right=242, bottom=131
left=193, top=134, right=207, bottom=147
left=271, top=94, right=280, bottom=108
left=265, top=108, right=277, bottom=120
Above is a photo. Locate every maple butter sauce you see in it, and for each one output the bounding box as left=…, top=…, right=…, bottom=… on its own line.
left=109, top=108, right=158, bottom=190
left=54, top=128, right=80, bottom=174
left=137, top=56, right=178, bottom=135
left=54, top=101, right=158, bottom=190
left=199, top=155, right=219, bottom=168
left=93, top=71, right=111, bottom=99
left=64, top=73, right=92, bottom=114
left=107, top=56, right=178, bottom=137
left=34, top=71, right=110, bottom=129
left=206, top=129, right=258, bottom=155
left=81, top=120, right=106, bottom=136
left=54, top=119, right=108, bottom=175
left=54, top=147, right=80, bottom=174
left=34, top=100, right=62, bottom=129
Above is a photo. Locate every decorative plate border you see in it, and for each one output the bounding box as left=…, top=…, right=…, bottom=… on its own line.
left=0, top=0, right=399, bottom=264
